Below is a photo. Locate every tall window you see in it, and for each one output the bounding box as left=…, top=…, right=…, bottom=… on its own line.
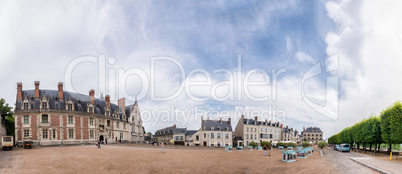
left=42, top=102, right=47, bottom=109
left=42, top=115, right=48, bottom=123
left=204, top=133, right=206, bottom=138
left=24, top=116, right=29, bottom=124
left=261, top=128, right=263, bottom=132
left=211, top=133, right=215, bottom=139
left=117, top=122, right=120, bottom=128
left=68, top=129, right=74, bottom=139
left=89, top=118, right=94, bottom=125
left=43, top=129, right=48, bottom=139
left=124, top=123, right=126, bottom=129
left=90, top=130, right=94, bottom=139
left=53, top=129, right=56, bottom=139
left=247, top=127, right=249, bottom=132
left=251, top=134, right=253, bottom=139
left=68, top=104, right=72, bottom=110
left=107, top=120, right=110, bottom=127
left=225, top=133, right=229, bottom=139
left=211, top=127, right=214, bottom=130
left=68, top=116, right=73, bottom=124
left=106, top=110, right=110, bottom=116
left=196, top=135, right=199, bottom=141
left=246, top=134, right=249, bottom=139
left=250, top=128, right=253, bottom=132
left=24, top=103, right=28, bottom=110
left=217, top=133, right=221, bottom=139
left=89, top=106, right=93, bottom=113
left=265, top=128, right=267, bottom=132
left=24, top=130, right=29, bottom=137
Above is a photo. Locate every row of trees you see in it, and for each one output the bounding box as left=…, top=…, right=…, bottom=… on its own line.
left=328, top=101, right=402, bottom=154
left=0, top=98, right=14, bottom=137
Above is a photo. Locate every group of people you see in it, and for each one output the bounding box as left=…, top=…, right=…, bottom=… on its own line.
left=263, top=143, right=272, bottom=156
left=96, top=138, right=108, bottom=148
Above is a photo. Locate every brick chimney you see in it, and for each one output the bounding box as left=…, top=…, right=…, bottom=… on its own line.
left=280, top=124, right=283, bottom=129
left=118, top=98, right=125, bottom=113
left=220, top=117, right=222, bottom=124
left=242, top=115, right=244, bottom=122
left=17, top=82, right=22, bottom=101
left=255, top=116, right=258, bottom=124
left=286, top=125, right=288, bottom=130
left=58, top=82, right=64, bottom=101
left=89, top=89, right=95, bottom=103
left=201, top=116, right=203, bottom=128
left=174, top=124, right=176, bottom=129
left=105, top=95, right=110, bottom=107
left=207, top=117, right=209, bottom=121
left=314, top=127, right=316, bottom=131
left=303, top=127, right=305, bottom=132
left=34, top=81, right=40, bottom=99
left=228, top=118, right=231, bottom=125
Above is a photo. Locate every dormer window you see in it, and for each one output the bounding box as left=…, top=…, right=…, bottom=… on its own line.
left=24, top=103, right=29, bottom=110
left=211, top=127, right=214, bottom=130
left=89, top=106, right=93, bottom=113
left=217, top=127, right=221, bottom=131
left=42, top=102, right=47, bottom=109
left=68, top=104, right=72, bottom=111
left=106, top=110, right=110, bottom=116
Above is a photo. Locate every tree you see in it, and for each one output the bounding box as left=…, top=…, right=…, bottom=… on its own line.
left=302, top=141, right=310, bottom=148
left=381, top=101, right=402, bottom=154
left=287, top=142, right=297, bottom=148
left=318, top=141, right=326, bottom=149
left=249, top=142, right=258, bottom=148
left=147, top=132, right=152, bottom=136
left=276, top=142, right=284, bottom=146
left=0, top=98, right=14, bottom=137
left=143, top=126, right=146, bottom=134
left=260, top=141, right=271, bottom=147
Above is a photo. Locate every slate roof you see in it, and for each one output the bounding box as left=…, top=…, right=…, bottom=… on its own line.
left=294, top=130, right=298, bottom=136
left=302, top=127, right=323, bottom=134
left=202, top=120, right=232, bottom=131
left=16, top=89, right=131, bottom=122
left=234, top=136, right=243, bottom=141
left=185, top=130, right=198, bottom=136
left=154, top=126, right=175, bottom=135
left=243, top=118, right=280, bottom=127
left=282, top=128, right=294, bottom=133
left=174, top=128, right=187, bottom=134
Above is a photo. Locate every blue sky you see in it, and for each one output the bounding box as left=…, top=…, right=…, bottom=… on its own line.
left=1, top=0, right=402, bottom=139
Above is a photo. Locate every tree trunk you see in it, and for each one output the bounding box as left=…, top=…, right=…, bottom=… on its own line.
left=369, top=144, right=372, bottom=151
left=364, top=143, right=366, bottom=153
left=388, top=143, right=392, bottom=155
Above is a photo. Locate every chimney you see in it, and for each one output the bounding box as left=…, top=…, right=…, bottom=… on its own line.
left=17, top=82, right=22, bottom=101
left=58, top=82, right=64, bottom=101
left=34, top=81, right=40, bottom=99
left=220, top=117, right=222, bottom=124
left=201, top=116, right=203, bottom=128
left=286, top=125, right=288, bottom=130
left=207, top=117, right=209, bottom=121
left=105, top=95, right=110, bottom=107
left=255, top=116, right=258, bottom=124
left=314, top=127, right=316, bottom=131
left=118, top=98, right=125, bottom=113
left=265, top=119, right=267, bottom=123
left=228, top=118, right=231, bottom=125
left=89, top=89, right=95, bottom=103
left=280, top=124, right=283, bottom=129
left=174, top=124, right=176, bottom=129
left=303, top=127, right=305, bottom=132
left=242, top=115, right=244, bottom=122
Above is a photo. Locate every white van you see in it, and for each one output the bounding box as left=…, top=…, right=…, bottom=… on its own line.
left=2, top=136, right=14, bottom=150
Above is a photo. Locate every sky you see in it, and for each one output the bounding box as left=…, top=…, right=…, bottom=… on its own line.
left=1, top=0, right=402, bottom=139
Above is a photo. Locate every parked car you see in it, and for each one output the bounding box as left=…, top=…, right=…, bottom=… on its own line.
left=335, top=144, right=340, bottom=151
left=339, top=144, right=350, bottom=152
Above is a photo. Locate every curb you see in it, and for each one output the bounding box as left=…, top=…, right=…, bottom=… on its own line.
left=349, top=157, right=392, bottom=174
left=319, top=150, right=324, bottom=156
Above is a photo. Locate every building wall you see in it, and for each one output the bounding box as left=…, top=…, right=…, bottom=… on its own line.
left=197, top=130, right=232, bottom=147
left=236, top=120, right=281, bottom=146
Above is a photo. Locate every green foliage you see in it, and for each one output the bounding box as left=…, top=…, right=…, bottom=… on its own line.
left=260, top=141, right=271, bottom=147
left=318, top=141, right=326, bottom=149
left=249, top=141, right=258, bottom=148
left=302, top=141, right=310, bottom=148
left=147, top=132, right=152, bottom=136
left=0, top=98, right=14, bottom=137
left=381, top=101, right=402, bottom=144
left=287, top=142, right=297, bottom=147
left=276, top=142, right=284, bottom=146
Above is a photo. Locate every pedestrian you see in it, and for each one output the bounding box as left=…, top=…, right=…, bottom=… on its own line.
left=267, top=143, right=272, bottom=156
left=263, top=145, right=267, bottom=156
left=161, top=141, right=164, bottom=154
left=106, top=138, right=107, bottom=144
left=98, top=140, right=101, bottom=148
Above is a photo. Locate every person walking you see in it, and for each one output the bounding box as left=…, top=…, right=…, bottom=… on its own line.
left=267, top=143, right=272, bottom=156
left=263, top=145, right=267, bottom=156
left=161, top=141, right=164, bottom=154
left=98, top=140, right=101, bottom=148
left=106, top=138, right=107, bottom=144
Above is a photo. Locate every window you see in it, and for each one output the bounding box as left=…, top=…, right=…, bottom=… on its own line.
left=42, top=115, right=48, bottom=123
left=89, top=118, right=94, bottom=126
left=69, top=129, right=74, bottom=139
left=89, top=106, right=93, bottom=113
left=211, top=133, right=215, bottom=139
left=211, top=127, right=214, bottom=130
left=250, top=127, right=252, bottom=132
left=42, top=102, right=47, bottom=109
left=24, top=130, right=29, bottom=137
left=270, top=129, right=272, bottom=133
left=251, top=134, right=253, bottom=139
left=90, top=130, right=94, bottom=139
left=117, top=122, right=120, bottom=128
left=30, top=102, right=34, bottom=109
left=175, top=136, right=179, bottom=141
left=179, top=136, right=183, bottom=141
left=261, top=128, right=263, bottom=132
left=275, top=129, right=277, bottom=133
left=107, top=120, right=110, bottom=127
left=53, top=129, right=56, bottom=139
left=106, top=110, right=110, bottom=116
left=217, top=133, right=221, bottom=139
left=24, top=103, right=28, bottom=110
left=68, top=116, right=73, bottom=124
left=43, top=129, right=48, bottom=139
left=246, top=134, right=249, bottom=139
left=24, top=116, right=29, bottom=124
left=217, top=127, right=221, bottom=131
left=225, top=133, right=229, bottom=139
left=255, top=128, right=257, bottom=132
left=124, top=123, right=126, bottom=129
left=246, top=127, right=249, bottom=132
left=275, top=134, right=277, bottom=139
left=204, top=133, right=206, bottom=138
left=196, top=135, right=199, bottom=141
left=68, top=104, right=73, bottom=110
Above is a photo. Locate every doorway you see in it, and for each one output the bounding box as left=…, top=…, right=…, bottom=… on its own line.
left=203, top=141, right=207, bottom=146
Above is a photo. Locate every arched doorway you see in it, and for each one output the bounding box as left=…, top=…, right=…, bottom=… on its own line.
left=100, top=135, right=104, bottom=141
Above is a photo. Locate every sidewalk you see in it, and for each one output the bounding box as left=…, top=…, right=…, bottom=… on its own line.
left=349, top=152, right=401, bottom=174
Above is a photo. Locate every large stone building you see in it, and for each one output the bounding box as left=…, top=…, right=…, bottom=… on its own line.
left=281, top=125, right=295, bottom=142
left=153, top=125, right=198, bottom=145
left=234, top=115, right=281, bottom=146
left=191, top=117, right=232, bottom=147
left=300, top=126, right=323, bottom=144
left=14, top=81, right=144, bottom=146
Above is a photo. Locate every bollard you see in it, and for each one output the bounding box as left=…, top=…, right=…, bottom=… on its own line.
left=390, top=152, right=392, bottom=160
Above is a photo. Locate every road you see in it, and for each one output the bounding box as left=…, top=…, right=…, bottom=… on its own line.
left=323, top=149, right=376, bottom=174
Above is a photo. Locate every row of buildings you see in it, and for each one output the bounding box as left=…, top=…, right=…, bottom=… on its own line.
left=154, top=115, right=324, bottom=147
left=13, top=81, right=324, bottom=147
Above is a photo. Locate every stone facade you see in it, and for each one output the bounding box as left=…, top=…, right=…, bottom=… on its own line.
left=14, top=81, right=144, bottom=146
left=192, top=117, right=233, bottom=147
left=300, top=126, right=323, bottom=144
left=234, top=115, right=281, bottom=146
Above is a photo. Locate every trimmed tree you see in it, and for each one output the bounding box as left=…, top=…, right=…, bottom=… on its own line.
left=260, top=141, right=271, bottom=147
left=381, top=101, right=402, bottom=154
left=249, top=142, right=258, bottom=148
left=302, top=141, right=310, bottom=148
left=318, top=141, right=326, bottom=149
